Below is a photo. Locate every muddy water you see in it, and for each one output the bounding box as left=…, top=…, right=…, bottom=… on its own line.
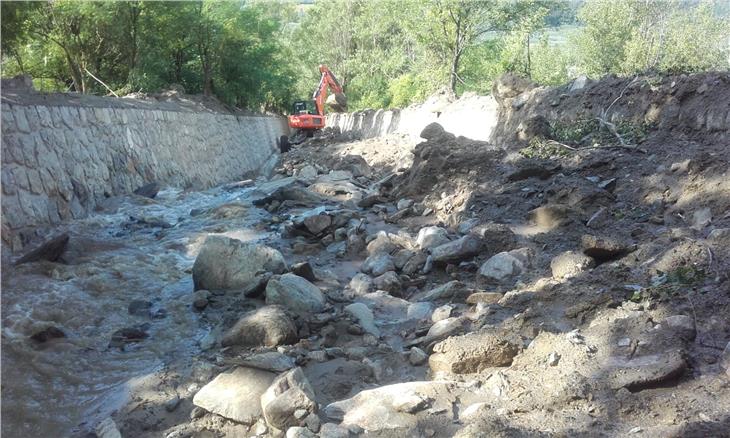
left=1, top=185, right=273, bottom=437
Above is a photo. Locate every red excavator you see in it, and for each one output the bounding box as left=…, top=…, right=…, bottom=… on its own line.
left=279, top=65, right=347, bottom=152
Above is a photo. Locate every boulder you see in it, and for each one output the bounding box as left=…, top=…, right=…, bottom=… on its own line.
left=429, top=332, right=519, bottom=373
left=344, top=303, right=380, bottom=337
left=192, top=236, right=286, bottom=291
left=393, top=249, right=416, bottom=269
left=286, top=427, right=316, bottom=438
left=420, top=122, right=446, bottom=140
left=430, top=235, right=482, bottom=263
left=222, top=306, right=298, bottom=348
left=478, top=250, right=527, bottom=282
left=409, top=347, right=429, bottom=366
left=406, top=302, right=432, bottom=321
left=431, top=304, right=454, bottom=322
left=465, top=292, right=503, bottom=305
left=401, top=252, right=428, bottom=275
left=238, top=352, right=296, bottom=373
left=193, top=367, right=277, bottom=424
left=361, top=253, right=395, bottom=277
left=291, top=262, right=317, bottom=282
left=133, top=181, right=160, bottom=198
left=261, top=367, right=318, bottom=430
left=416, top=226, right=450, bottom=250
left=415, top=280, right=468, bottom=302
left=581, top=234, right=631, bottom=262
left=324, top=381, right=461, bottom=433
left=366, top=232, right=398, bottom=255
left=550, top=251, right=595, bottom=279
left=372, top=271, right=402, bottom=295
left=303, top=214, right=332, bottom=235
left=14, top=233, right=69, bottom=265
left=468, top=223, right=517, bottom=254
left=349, top=273, right=373, bottom=295
left=266, top=274, right=326, bottom=315
left=606, top=351, right=687, bottom=391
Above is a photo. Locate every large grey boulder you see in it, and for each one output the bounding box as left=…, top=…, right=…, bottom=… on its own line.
left=261, top=367, right=318, bottom=431
left=193, top=367, right=277, bottom=424
left=266, top=274, right=326, bottom=315
left=222, top=305, right=298, bottom=348
left=431, top=235, right=482, bottom=263
left=193, top=236, right=286, bottom=291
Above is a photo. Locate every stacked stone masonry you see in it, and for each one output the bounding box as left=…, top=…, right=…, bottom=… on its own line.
left=1, top=100, right=286, bottom=247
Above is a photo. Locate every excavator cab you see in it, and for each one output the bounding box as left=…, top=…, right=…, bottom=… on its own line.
left=292, top=100, right=317, bottom=115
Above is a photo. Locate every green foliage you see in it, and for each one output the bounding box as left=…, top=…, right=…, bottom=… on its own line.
left=549, top=118, right=650, bottom=146
left=519, top=137, right=570, bottom=159
left=572, top=0, right=730, bottom=77
left=2, top=0, right=728, bottom=112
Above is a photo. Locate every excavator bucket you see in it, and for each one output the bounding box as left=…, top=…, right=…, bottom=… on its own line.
left=326, top=92, right=348, bottom=112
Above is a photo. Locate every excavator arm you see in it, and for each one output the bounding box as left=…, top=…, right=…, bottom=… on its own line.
left=313, top=64, right=347, bottom=115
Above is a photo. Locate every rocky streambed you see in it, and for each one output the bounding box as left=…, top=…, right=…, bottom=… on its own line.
left=3, top=122, right=730, bottom=438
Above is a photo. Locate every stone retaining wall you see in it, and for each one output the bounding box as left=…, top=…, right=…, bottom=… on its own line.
left=1, top=94, right=287, bottom=248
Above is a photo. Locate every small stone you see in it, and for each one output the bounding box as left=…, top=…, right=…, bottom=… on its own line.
left=547, top=352, right=561, bottom=366
left=319, top=423, right=349, bottom=438
left=430, top=235, right=482, bottom=263
left=349, top=273, right=373, bottom=295
left=409, top=347, right=428, bottom=366
left=617, top=337, right=632, bottom=347
left=193, top=290, right=210, bottom=310
left=30, top=326, right=66, bottom=343
left=407, top=302, right=432, bottom=321
left=362, top=253, right=396, bottom=277
left=287, top=426, right=316, bottom=438
left=128, top=300, right=153, bottom=316
left=478, top=250, right=526, bottom=282
left=294, top=409, right=309, bottom=420
left=721, top=342, right=730, bottom=376
left=397, top=199, right=414, bottom=210
left=261, top=367, right=318, bottom=431
left=133, top=181, right=160, bottom=198
left=466, top=292, right=503, bottom=305
left=431, top=305, right=454, bottom=322
left=392, top=394, right=429, bottom=413
left=164, top=396, right=181, bottom=412
left=416, top=226, right=450, bottom=250
left=304, top=413, right=321, bottom=432
left=190, top=406, right=206, bottom=420
left=372, top=271, right=402, bottom=295
left=307, top=350, right=328, bottom=362
left=344, top=302, right=380, bottom=337
left=291, top=262, right=317, bottom=282
left=460, top=402, right=488, bottom=421
left=550, top=251, right=595, bottom=279
left=663, top=315, right=696, bottom=341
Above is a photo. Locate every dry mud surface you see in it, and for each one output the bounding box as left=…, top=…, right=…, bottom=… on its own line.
left=2, top=74, right=730, bottom=438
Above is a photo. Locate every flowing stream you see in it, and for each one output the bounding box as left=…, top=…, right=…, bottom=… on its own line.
left=1, top=183, right=274, bottom=437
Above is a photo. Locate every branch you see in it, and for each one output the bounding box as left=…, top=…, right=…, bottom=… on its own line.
left=84, top=67, right=119, bottom=97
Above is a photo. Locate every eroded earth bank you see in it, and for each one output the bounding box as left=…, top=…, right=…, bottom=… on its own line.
left=2, top=73, right=730, bottom=438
